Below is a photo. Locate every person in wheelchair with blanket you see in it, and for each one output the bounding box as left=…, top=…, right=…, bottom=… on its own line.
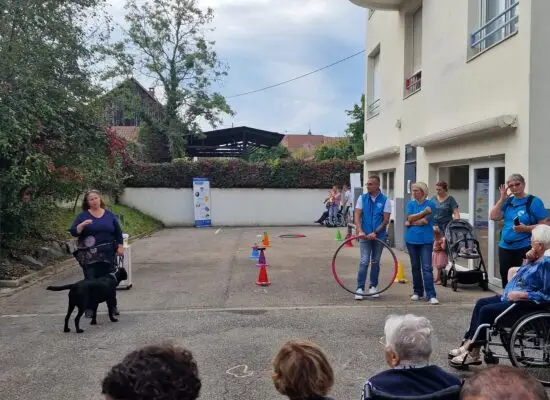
left=448, top=224, right=550, bottom=368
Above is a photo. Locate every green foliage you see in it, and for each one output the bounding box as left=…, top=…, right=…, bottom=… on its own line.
left=99, top=0, right=234, bottom=160
left=125, top=159, right=363, bottom=189
left=344, top=94, right=365, bottom=157
left=0, top=0, right=124, bottom=250
left=53, top=204, right=163, bottom=240
left=246, top=145, right=292, bottom=162
left=313, top=139, right=355, bottom=161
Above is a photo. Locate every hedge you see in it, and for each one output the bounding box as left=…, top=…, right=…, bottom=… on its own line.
left=125, top=159, right=363, bottom=189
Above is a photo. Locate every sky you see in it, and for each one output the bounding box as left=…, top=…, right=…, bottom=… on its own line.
left=107, top=0, right=367, bottom=137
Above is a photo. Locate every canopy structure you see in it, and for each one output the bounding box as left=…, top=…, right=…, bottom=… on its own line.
left=186, top=126, right=284, bottom=157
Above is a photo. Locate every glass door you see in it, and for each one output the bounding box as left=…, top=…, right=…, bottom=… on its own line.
left=469, top=163, right=505, bottom=285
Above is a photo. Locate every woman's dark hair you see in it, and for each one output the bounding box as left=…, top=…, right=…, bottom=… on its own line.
left=81, top=189, right=106, bottom=211
left=102, top=343, right=202, bottom=400
left=436, top=181, right=448, bottom=191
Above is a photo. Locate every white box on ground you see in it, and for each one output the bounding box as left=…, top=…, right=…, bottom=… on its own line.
left=118, top=244, right=133, bottom=290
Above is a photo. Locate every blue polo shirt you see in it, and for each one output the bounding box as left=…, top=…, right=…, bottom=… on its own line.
left=405, top=199, right=436, bottom=245
left=500, top=196, right=547, bottom=250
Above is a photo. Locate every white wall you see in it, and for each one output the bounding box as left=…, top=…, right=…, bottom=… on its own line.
left=363, top=0, right=536, bottom=200
left=121, top=188, right=329, bottom=227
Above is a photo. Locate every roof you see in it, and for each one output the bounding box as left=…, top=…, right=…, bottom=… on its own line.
left=281, top=134, right=346, bottom=154
left=112, top=126, right=139, bottom=142
left=187, top=126, right=284, bottom=157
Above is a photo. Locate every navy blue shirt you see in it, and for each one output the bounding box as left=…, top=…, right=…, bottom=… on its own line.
left=361, top=366, right=462, bottom=399
left=405, top=199, right=436, bottom=244
left=70, top=209, right=123, bottom=266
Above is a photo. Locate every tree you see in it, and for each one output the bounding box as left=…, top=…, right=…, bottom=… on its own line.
left=101, top=0, right=233, bottom=160
left=344, top=94, right=365, bottom=157
left=0, top=0, right=120, bottom=249
left=313, top=139, right=355, bottom=161
left=246, top=145, right=291, bottom=162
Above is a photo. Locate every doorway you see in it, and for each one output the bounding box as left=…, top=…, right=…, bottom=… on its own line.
left=469, top=163, right=505, bottom=286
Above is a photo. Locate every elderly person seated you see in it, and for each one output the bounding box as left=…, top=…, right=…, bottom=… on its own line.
left=449, top=224, right=550, bottom=368
left=361, top=314, right=462, bottom=399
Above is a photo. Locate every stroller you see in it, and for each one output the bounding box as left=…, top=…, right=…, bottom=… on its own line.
left=441, top=219, right=489, bottom=291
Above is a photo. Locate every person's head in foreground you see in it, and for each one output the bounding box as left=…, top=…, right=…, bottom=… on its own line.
left=525, top=224, right=550, bottom=261
left=383, top=313, right=433, bottom=367
left=272, top=339, right=334, bottom=400
left=102, top=343, right=201, bottom=400
left=460, top=365, right=548, bottom=400
left=362, top=314, right=461, bottom=399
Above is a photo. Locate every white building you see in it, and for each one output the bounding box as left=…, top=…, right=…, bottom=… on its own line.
left=349, top=0, right=550, bottom=287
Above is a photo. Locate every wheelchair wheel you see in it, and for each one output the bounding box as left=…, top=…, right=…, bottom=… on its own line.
left=484, top=351, right=499, bottom=365
left=509, top=312, right=550, bottom=386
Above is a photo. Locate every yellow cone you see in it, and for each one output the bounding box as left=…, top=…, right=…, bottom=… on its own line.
left=394, top=261, right=408, bottom=283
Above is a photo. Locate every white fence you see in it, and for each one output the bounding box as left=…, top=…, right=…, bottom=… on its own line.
left=120, top=188, right=329, bottom=226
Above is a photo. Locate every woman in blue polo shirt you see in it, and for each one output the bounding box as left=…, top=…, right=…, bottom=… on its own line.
left=405, top=182, right=439, bottom=305
left=489, top=173, right=547, bottom=287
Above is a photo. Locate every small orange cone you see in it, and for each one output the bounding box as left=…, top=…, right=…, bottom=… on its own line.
left=256, top=264, right=271, bottom=286
left=262, top=231, right=270, bottom=247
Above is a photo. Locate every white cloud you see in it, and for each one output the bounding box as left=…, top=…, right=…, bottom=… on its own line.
left=105, top=0, right=367, bottom=136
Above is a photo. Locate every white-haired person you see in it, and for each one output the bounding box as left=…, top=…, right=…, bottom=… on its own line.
left=361, top=314, right=462, bottom=399
left=449, top=224, right=550, bottom=368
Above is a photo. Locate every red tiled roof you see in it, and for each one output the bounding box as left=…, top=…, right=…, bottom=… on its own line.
left=112, top=126, right=139, bottom=142
left=281, top=134, right=347, bottom=154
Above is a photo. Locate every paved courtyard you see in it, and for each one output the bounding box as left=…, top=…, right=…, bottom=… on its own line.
left=0, top=227, right=491, bottom=400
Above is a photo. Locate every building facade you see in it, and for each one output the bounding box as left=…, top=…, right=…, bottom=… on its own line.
left=349, top=0, right=550, bottom=287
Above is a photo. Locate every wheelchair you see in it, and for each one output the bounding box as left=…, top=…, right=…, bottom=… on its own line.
left=450, top=301, right=550, bottom=386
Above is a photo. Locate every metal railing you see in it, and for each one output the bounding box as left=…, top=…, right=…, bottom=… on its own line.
left=471, top=1, right=519, bottom=49
left=404, top=71, right=422, bottom=96
left=367, top=98, right=380, bottom=118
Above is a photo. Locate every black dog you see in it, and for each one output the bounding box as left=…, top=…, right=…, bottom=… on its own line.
left=47, top=267, right=127, bottom=333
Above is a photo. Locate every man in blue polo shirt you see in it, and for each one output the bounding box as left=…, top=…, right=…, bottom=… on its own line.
left=354, top=175, right=392, bottom=299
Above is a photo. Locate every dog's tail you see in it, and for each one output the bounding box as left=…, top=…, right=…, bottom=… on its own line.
left=46, top=284, right=75, bottom=291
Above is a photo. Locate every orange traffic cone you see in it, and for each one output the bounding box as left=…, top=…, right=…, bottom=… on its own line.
left=256, top=264, right=271, bottom=286
left=344, top=233, right=353, bottom=247
left=262, top=231, right=270, bottom=247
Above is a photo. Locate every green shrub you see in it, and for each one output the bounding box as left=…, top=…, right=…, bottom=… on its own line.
left=125, top=159, right=363, bottom=189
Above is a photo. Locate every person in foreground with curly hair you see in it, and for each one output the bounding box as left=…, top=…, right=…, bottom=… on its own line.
left=272, top=339, right=335, bottom=400
left=101, top=343, right=201, bottom=400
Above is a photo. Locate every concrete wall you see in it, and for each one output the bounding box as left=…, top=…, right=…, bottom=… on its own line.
left=120, top=188, right=328, bottom=227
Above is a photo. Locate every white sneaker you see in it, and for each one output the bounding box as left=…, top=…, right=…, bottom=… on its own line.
left=369, top=287, right=380, bottom=298
left=410, top=294, right=423, bottom=301
left=355, top=288, right=364, bottom=300
left=429, top=297, right=440, bottom=305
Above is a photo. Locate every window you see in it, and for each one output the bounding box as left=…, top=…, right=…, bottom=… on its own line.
left=367, top=48, right=381, bottom=119
left=404, top=7, right=422, bottom=97
left=471, top=0, right=518, bottom=52
left=381, top=171, right=395, bottom=200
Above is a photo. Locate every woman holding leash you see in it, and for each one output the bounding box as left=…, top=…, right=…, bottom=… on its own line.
left=70, top=189, right=124, bottom=316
